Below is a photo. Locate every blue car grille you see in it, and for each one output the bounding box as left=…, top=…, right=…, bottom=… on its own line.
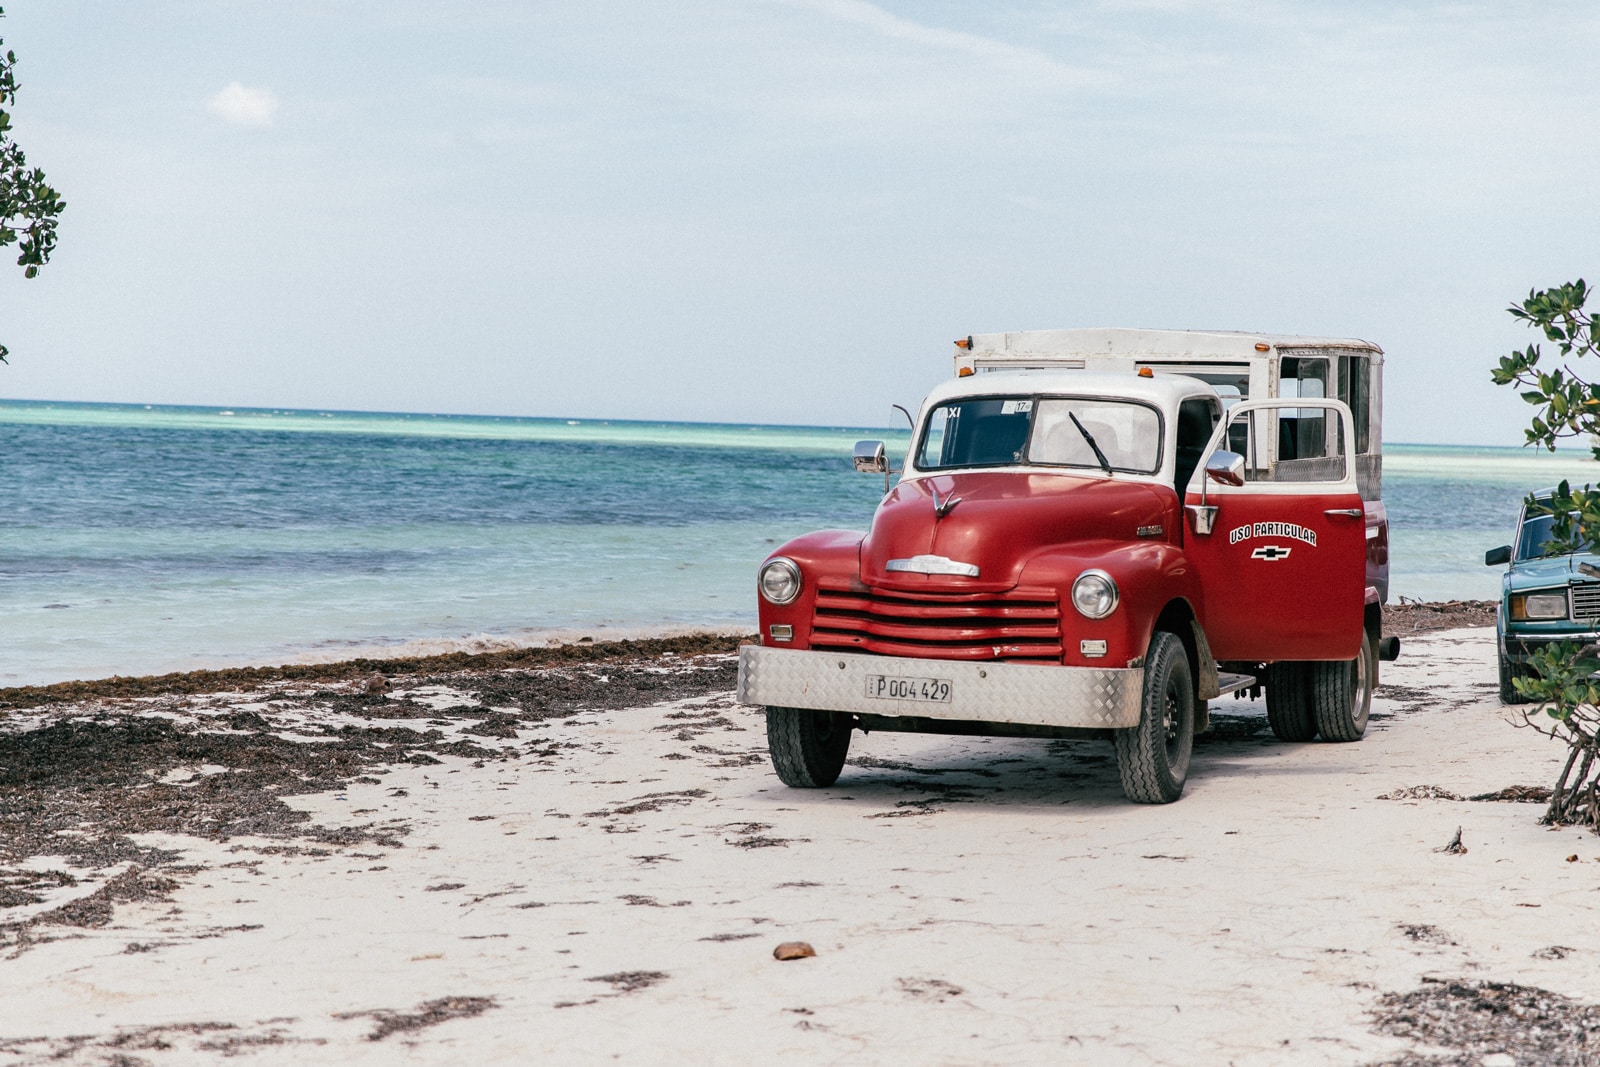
left=1573, top=583, right=1600, bottom=619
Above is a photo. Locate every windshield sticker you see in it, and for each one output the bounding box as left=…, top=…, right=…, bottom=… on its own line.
left=1229, top=522, right=1317, bottom=547
left=999, top=400, right=1033, bottom=415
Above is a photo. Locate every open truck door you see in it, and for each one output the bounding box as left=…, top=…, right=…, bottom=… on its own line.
left=1182, top=398, right=1366, bottom=663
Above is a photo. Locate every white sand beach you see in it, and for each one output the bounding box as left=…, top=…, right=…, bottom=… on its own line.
left=1, top=623, right=1596, bottom=1066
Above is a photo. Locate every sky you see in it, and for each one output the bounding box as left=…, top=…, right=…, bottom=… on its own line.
left=0, top=1, right=1598, bottom=444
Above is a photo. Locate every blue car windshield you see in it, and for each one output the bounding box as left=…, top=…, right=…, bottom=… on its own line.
left=1517, top=511, right=1598, bottom=560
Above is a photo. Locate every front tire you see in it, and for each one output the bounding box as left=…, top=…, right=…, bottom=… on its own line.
left=766, top=706, right=852, bottom=787
left=1498, top=653, right=1532, bottom=705
left=1311, top=629, right=1374, bottom=742
left=1115, top=631, right=1195, bottom=804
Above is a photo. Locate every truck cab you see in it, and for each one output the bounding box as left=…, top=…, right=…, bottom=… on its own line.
left=737, top=328, right=1394, bottom=803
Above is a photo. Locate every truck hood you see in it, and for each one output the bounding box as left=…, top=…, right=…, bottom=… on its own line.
left=860, top=471, right=1172, bottom=592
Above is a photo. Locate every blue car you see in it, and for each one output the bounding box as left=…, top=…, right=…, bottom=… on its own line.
left=1485, top=489, right=1600, bottom=704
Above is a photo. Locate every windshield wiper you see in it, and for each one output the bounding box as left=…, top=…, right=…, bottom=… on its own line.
left=1068, top=411, right=1113, bottom=475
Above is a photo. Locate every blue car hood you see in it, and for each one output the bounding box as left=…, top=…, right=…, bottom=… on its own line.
left=1507, top=553, right=1600, bottom=591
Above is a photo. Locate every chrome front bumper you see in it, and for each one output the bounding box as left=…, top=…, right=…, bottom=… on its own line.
left=1502, top=630, right=1600, bottom=663
left=737, top=646, right=1144, bottom=730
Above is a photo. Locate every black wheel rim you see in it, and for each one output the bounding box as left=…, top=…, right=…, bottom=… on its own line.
left=1163, top=677, right=1184, bottom=763
left=813, top=711, right=841, bottom=745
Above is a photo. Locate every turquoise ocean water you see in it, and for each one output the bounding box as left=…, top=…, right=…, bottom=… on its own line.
left=3, top=399, right=1596, bottom=687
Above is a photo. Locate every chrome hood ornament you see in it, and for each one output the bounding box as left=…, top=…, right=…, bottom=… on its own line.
left=885, top=554, right=980, bottom=578
left=931, top=487, right=963, bottom=519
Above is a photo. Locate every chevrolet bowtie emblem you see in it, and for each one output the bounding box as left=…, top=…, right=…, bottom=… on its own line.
left=931, top=487, right=963, bottom=518
left=1251, top=545, right=1292, bottom=561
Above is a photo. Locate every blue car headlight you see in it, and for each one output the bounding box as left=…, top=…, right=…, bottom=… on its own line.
left=1510, top=591, right=1568, bottom=621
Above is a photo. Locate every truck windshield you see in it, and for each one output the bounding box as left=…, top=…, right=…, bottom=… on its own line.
left=916, top=396, right=1162, bottom=474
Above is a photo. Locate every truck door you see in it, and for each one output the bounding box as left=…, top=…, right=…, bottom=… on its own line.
left=1182, top=398, right=1365, bottom=662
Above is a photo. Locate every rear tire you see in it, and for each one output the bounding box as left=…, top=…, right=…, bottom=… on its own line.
left=1312, top=630, right=1374, bottom=742
left=1263, top=661, right=1317, bottom=742
left=766, top=706, right=852, bottom=787
left=1115, top=631, right=1195, bottom=804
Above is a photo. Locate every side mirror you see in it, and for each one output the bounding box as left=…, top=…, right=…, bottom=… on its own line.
left=1484, top=545, right=1512, bottom=567
left=1204, top=450, right=1246, bottom=487
left=853, top=440, right=888, bottom=474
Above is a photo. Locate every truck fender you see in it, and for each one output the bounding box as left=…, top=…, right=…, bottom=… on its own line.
left=1143, top=598, right=1215, bottom=733
left=1190, top=619, right=1220, bottom=702
left=1189, top=618, right=1216, bottom=735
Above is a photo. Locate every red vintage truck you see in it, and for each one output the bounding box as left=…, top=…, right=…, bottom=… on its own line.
left=737, top=328, right=1397, bottom=803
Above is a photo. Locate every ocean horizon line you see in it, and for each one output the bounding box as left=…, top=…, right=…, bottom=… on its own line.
left=0, top=396, right=902, bottom=435
left=0, top=396, right=916, bottom=454
left=0, top=395, right=1594, bottom=456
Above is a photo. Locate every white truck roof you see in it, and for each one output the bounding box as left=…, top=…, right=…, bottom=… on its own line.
left=924, top=369, right=1209, bottom=409
left=960, top=327, right=1383, bottom=362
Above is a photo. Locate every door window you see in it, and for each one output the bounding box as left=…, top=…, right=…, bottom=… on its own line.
left=1224, top=399, right=1349, bottom=485
left=1174, top=397, right=1220, bottom=494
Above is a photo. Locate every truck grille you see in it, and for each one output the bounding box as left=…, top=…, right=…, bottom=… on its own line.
left=1573, top=583, right=1600, bottom=619
left=809, top=579, right=1063, bottom=662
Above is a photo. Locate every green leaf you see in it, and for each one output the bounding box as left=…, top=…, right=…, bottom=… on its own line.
left=0, top=14, right=66, bottom=361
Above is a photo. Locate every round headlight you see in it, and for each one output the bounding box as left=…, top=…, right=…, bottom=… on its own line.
left=1071, top=570, right=1119, bottom=619
left=759, top=557, right=802, bottom=605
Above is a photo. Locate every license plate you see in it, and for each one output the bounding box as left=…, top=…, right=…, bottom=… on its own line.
left=865, top=675, right=952, bottom=703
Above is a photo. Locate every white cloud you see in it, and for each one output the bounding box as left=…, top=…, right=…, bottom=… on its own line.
left=207, top=82, right=279, bottom=128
